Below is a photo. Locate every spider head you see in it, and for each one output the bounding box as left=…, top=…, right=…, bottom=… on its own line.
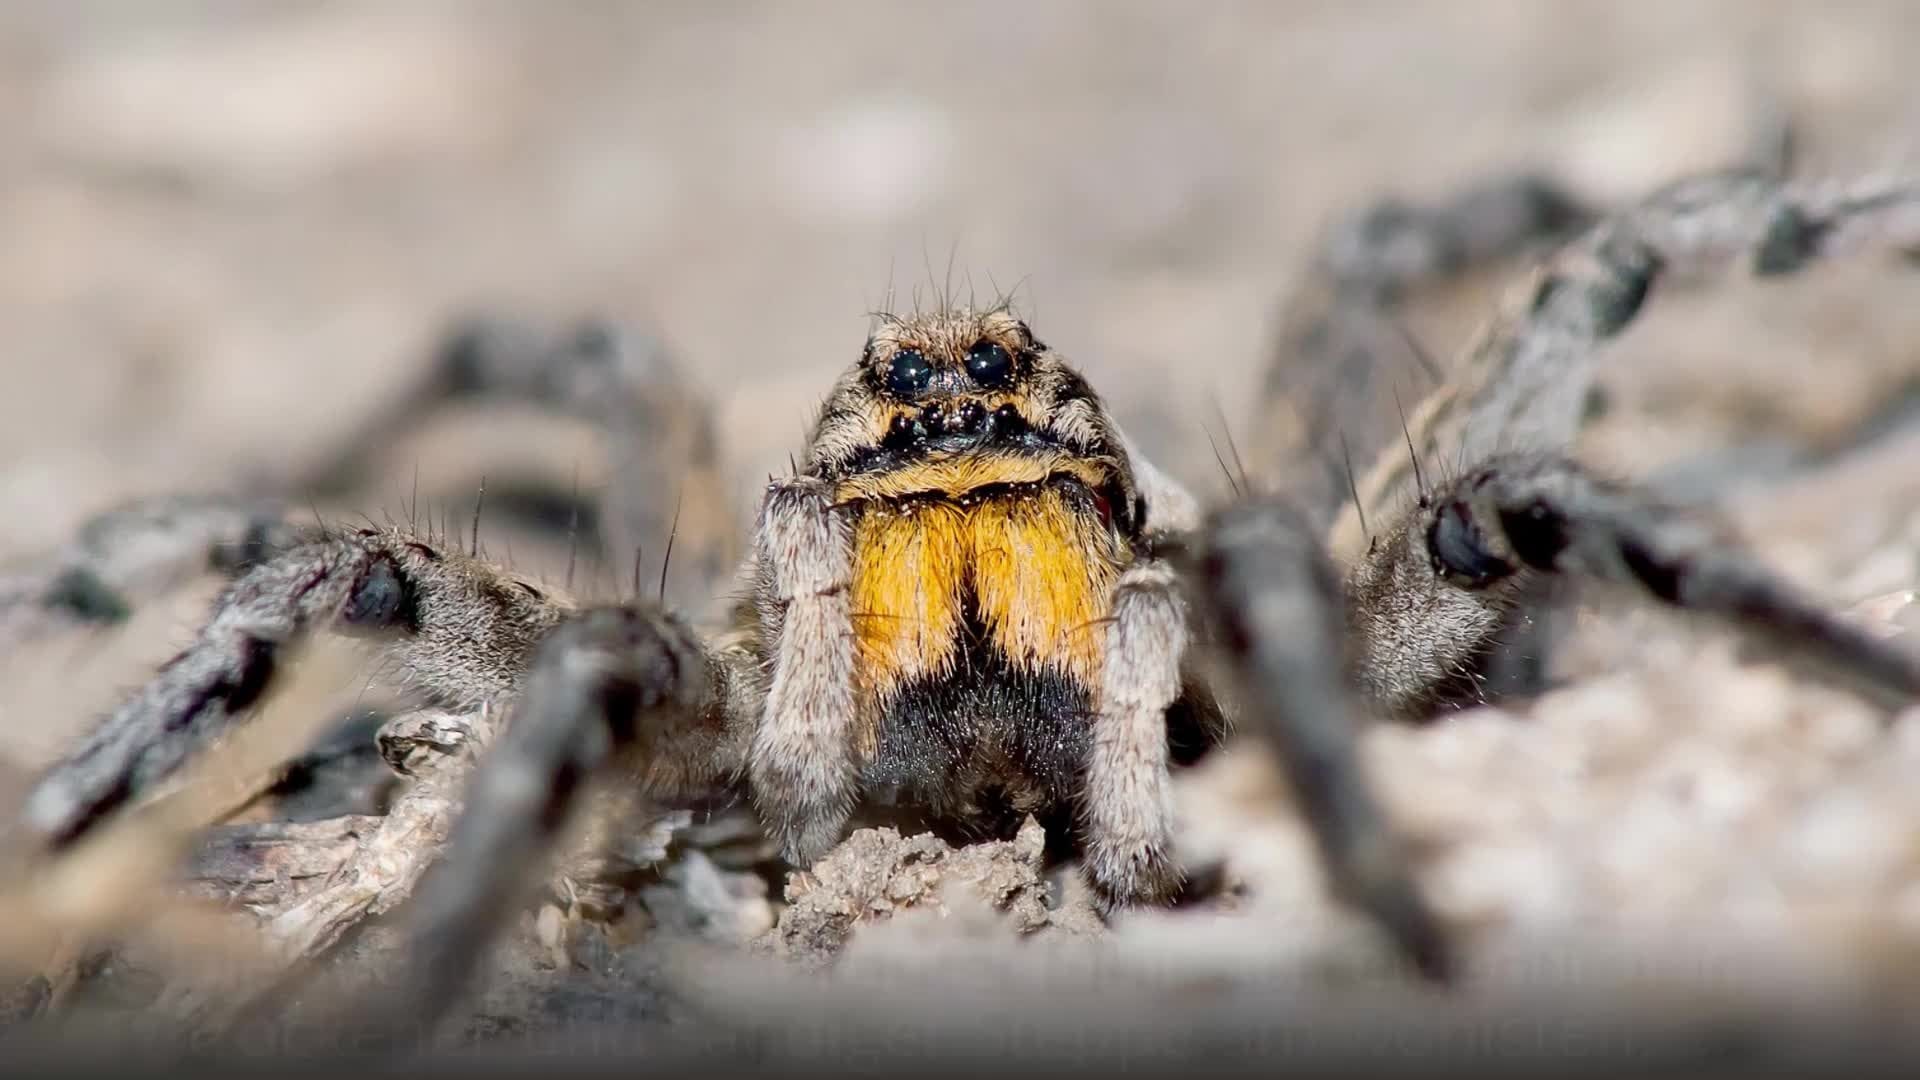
left=802, top=307, right=1143, bottom=540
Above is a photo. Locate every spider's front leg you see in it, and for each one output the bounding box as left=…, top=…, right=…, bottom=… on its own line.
left=18, top=527, right=571, bottom=848
left=1080, top=503, right=1452, bottom=982
left=384, top=475, right=856, bottom=1028
left=1348, top=451, right=1920, bottom=719
left=383, top=603, right=741, bottom=1022
left=1426, top=455, right=1920, bottom=711
left=1334, top=169, right=1920, bottom=718
left=1173, top=499, right=1455, bottom=983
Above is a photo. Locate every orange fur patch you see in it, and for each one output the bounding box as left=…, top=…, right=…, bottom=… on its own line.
left=848, top=486, right=1128, bottom=711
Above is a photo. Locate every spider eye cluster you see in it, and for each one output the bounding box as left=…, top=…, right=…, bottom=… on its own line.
left=883, top=400, right=1028, bottom=450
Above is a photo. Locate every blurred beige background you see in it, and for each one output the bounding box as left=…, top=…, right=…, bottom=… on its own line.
left=0, top=0, right=1915, bottom=560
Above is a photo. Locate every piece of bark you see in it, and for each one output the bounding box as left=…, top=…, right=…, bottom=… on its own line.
left=183, top=815, right=384, bottom=907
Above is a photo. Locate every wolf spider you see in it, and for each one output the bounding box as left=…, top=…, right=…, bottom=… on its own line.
left=10, top=165, right=1920, bottom=1034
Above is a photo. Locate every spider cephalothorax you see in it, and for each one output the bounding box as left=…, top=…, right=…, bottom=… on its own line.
left=9, top=166, right=1920, bottom=1044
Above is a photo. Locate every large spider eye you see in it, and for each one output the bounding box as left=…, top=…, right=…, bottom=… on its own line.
left=885, top=348, right=933, bottom=397
left=1426, top=501, right=1515, bottom=588
left=343, top=554, right=416, bottom=629
left=965, top=340, right=1013, bottom=388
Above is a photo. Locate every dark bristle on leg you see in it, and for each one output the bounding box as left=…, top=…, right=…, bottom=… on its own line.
left=1181, top=499, right=1455, bottom=984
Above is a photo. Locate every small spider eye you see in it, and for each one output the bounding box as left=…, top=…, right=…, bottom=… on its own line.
left=965, top=340, right=1013, bottom=388
left=885, top=348, right=933, bottom=397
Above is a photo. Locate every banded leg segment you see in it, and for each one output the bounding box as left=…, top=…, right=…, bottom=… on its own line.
left=1338, top=171, right=1920, bottom=718
left=1335, top=172, right=1920, bottom=566
left=1352, top=450, right=1920, bottom=720
left=21, top=527, right=572, bottom=848
left=0, top=493, right=299, bottom=649
left=1429, top=455, right=1920, bottom=711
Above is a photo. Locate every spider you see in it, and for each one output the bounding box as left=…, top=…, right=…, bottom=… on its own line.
left=9, top=165, right=1920, bottom=1037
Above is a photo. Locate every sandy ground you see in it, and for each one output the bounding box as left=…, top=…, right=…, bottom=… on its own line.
left=0, top=1, right=1919, bottom=1070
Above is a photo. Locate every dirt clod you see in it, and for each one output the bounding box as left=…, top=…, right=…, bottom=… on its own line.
left=767, top=817, right=1059, bottom=962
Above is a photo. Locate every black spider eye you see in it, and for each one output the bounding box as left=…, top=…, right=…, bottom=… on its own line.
left=342, top=554, right=416, bottom=630
left=885, top=348, right=933, bottom=397
left=1426, top=501, right=1515, bottom=588
left=965, top=340, right=1013, bottom=387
